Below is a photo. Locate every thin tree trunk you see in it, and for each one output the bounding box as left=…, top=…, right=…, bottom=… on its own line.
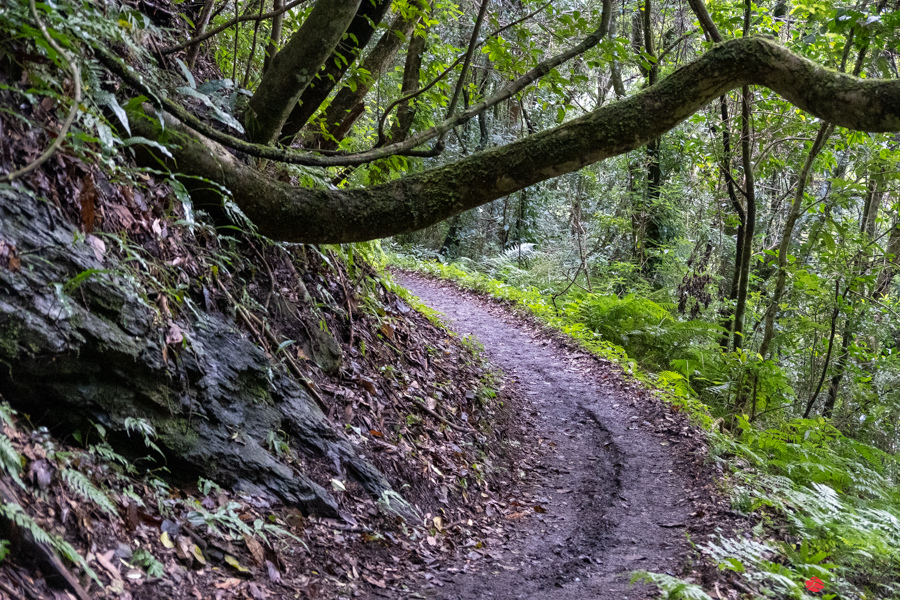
left=874, top=217, right=900, bottom=297
left=311, top=8, right=423, bottom=150
left=387, top=27, right=427, bottom=144
left=823, top=320, right=851, bottom=418
left=732, top=86, right=755, bottom=351
left=186, top=0, right=217, bottom=68
left=717, top=97, right=745, bottom=349
left=758, top=123, right=832, bottom=357
left=609, top=8, right=626, bottom=97
left=231, top=0, right=240, bottom=82
left=241, top=0, right=265, bottom=88
left=440, top=215, right=462, bottom=257
left=262, top=0, right=283, bottom=74
left=804, top=279, right=842, bottom=417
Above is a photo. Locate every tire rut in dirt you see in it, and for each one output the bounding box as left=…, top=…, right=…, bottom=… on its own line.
left=396, top=273, right=692, bottom=600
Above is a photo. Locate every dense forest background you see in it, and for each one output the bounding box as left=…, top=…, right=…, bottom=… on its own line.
left=2, top=0, right=900, bottom=598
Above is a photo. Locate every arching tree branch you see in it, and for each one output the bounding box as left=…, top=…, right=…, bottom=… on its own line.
left=135, top=37, right=900, bottom=244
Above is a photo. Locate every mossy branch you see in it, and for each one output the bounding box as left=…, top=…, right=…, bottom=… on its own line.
left=133, top=37, right=900, bottom=244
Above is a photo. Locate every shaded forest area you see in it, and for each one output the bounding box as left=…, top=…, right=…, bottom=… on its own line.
left=1, top=0, right=900, bottom=598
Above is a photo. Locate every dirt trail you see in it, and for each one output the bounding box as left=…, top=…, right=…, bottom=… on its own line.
left=396, top=273, right=697, bottom=600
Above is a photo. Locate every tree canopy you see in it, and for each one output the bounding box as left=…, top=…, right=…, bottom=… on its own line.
left=9, top=0, right=895, bottom=244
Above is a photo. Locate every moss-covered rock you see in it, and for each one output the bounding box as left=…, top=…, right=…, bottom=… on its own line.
left=0, top=188, right=413, bottom=520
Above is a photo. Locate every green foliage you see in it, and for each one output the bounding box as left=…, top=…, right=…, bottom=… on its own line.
left=0, top=501, right=99, bottom=583
left=0, top=433, right=25, bottom=489
left=185, top=499, right=305, bottom=548
left=394, top=252, right=900, bottom=599
left=61, top=468, right=119, bottom=517
left=130, top=548, right=165, bottom=578
left=630, top=572, right=714, bottom=600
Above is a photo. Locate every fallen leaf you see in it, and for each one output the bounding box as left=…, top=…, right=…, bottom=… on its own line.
left=214, top=577, right=242, bottom=589
left=190, top=543, right=207, bottom=566
left=265, top=559, right=281, bottom=582
left=248, top=582, right=268, bottom=600
left=244, top=535, right=265, bottom=567
left=160, top=531, right=175, bottom=549
left=363, top=575, right=386, bottom=589
left=224, top=554, right=250, bottom=574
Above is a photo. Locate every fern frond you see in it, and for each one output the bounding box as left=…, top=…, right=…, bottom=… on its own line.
left=61, top=469, right=118, bottom=517
left=0, top=501, right=99, bottom=583
left=631, top=571, right=713, bottom=600
left=0, top=402, right=16, bottom=429
left=0, top=434, right=25, bottom=489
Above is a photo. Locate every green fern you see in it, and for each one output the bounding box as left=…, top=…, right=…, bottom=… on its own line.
left=131, top=548, right=165, bottom=578
left=0, top=502, right=99, bottom=583
left=0, top=434, right=25, bottom=489
left=61, top=468, right=118, bottom=517
left=0, top=402, right=16, bottom=429
left=631, top=571, right=713, bottom=600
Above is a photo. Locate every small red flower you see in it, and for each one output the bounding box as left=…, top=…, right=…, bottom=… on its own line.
left=805, top=577, right=825, bottom=593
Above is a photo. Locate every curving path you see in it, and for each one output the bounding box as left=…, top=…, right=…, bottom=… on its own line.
left=396, top=272, right=696, bottom=600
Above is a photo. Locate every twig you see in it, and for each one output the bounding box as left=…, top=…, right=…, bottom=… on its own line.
left=414, top=399, right=476, bottom=434
left=160, top=0, right=310, bottom=55
left=216, top=278, right=329, bottom=413
left=377, top=1, right=552, bottom=143
left=847, top=287, right=900, bottom=320
left=0, top=579, right=27, bottom=600
left=3, top=0, right=81, bottom=183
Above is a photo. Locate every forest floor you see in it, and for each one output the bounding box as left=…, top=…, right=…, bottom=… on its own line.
left=390, top=271, right=744, bottom=600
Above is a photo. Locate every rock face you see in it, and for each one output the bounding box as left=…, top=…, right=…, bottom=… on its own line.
left=0, top=188, right=411, bottom=519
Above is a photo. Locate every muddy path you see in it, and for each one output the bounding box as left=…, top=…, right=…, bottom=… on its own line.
left=394, top=272, right=702, bottom=600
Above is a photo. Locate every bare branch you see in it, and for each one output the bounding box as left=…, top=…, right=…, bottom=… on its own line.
left=160, top=0, right=311, bottom=56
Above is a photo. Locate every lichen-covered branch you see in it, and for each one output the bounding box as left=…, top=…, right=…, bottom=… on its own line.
left=138, top=37, right=900, bottom=244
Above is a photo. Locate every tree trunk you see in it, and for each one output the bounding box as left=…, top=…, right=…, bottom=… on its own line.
left=279, top=0, right=393, bottom=143
left=732, top=87, right=755, bottom=350
left=758, top=123, right=832, bottom=357
left=185, top=0, right=217, bottom=68
left=310, top=9, right=422, bottom=150
left=874, top=217, right=900, bottom=297
left=245, top=0, right=361, bottom=144
left=717, top=97, right=745, bottom=350
left=441, top=215, right=463, bottom=257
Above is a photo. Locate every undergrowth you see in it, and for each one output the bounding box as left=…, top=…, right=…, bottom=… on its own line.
left=390, top=252, right=900, bottom=600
